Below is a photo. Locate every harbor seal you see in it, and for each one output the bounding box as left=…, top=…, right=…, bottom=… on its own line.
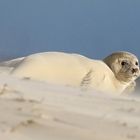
left=11, top=51, right=140, bottom=94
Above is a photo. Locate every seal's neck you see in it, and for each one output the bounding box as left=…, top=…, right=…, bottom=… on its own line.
left=113, top=78, right=131, bottom=94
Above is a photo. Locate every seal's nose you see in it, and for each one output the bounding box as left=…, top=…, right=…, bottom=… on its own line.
left=132, top=68, right=139, bottom=73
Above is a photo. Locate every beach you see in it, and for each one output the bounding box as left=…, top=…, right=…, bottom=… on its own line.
left=0, top=60, right=140, bottom=140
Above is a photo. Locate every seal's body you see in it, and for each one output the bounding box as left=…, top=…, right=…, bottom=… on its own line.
left=11, top=52, right=140, bottom=94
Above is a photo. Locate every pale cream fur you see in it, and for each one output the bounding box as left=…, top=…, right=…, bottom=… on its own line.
left=11, top=52, right=140, bottom=94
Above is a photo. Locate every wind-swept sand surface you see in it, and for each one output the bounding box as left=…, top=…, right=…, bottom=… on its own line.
left=0, top=59, right=140, bottom=140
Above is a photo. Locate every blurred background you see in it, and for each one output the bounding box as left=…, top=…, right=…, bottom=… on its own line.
left=0, top=0, right=140, bottom=61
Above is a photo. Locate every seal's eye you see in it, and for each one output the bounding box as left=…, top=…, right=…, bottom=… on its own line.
left=121, top=61, right=128, bottom=66
left=135, top=61, right=138, bottom=66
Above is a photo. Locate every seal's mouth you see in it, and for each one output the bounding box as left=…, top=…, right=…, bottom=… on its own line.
left=123, top=66, right=140, bottom=78
left=133, top=72, right=140, bottom=78
left=133, top=74, right=138, bottom=78
left=117, top=68, right=139, bottom=83
left=131, top=68, right=140, bottom=78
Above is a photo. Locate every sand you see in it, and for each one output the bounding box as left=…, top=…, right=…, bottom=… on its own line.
left=0, top=58, right=140, bottom=140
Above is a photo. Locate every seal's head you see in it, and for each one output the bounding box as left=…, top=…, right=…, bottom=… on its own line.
left=103, top=51, right=140, bottom=83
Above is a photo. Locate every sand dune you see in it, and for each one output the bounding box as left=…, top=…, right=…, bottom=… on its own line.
left=0, top=58, right=140, bottom=140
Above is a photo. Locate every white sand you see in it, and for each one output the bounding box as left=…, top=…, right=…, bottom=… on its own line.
left=0, top=59, right=140, bottom=140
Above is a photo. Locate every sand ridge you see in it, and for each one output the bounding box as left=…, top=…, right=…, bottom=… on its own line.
left=0, top=56, right=140, bottom=140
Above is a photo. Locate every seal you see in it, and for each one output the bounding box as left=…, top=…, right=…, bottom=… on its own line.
left=11, top=51, right=140, bottom=94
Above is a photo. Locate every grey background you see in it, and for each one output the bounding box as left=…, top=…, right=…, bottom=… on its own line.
left=0, top=0, right=140, bottom=60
